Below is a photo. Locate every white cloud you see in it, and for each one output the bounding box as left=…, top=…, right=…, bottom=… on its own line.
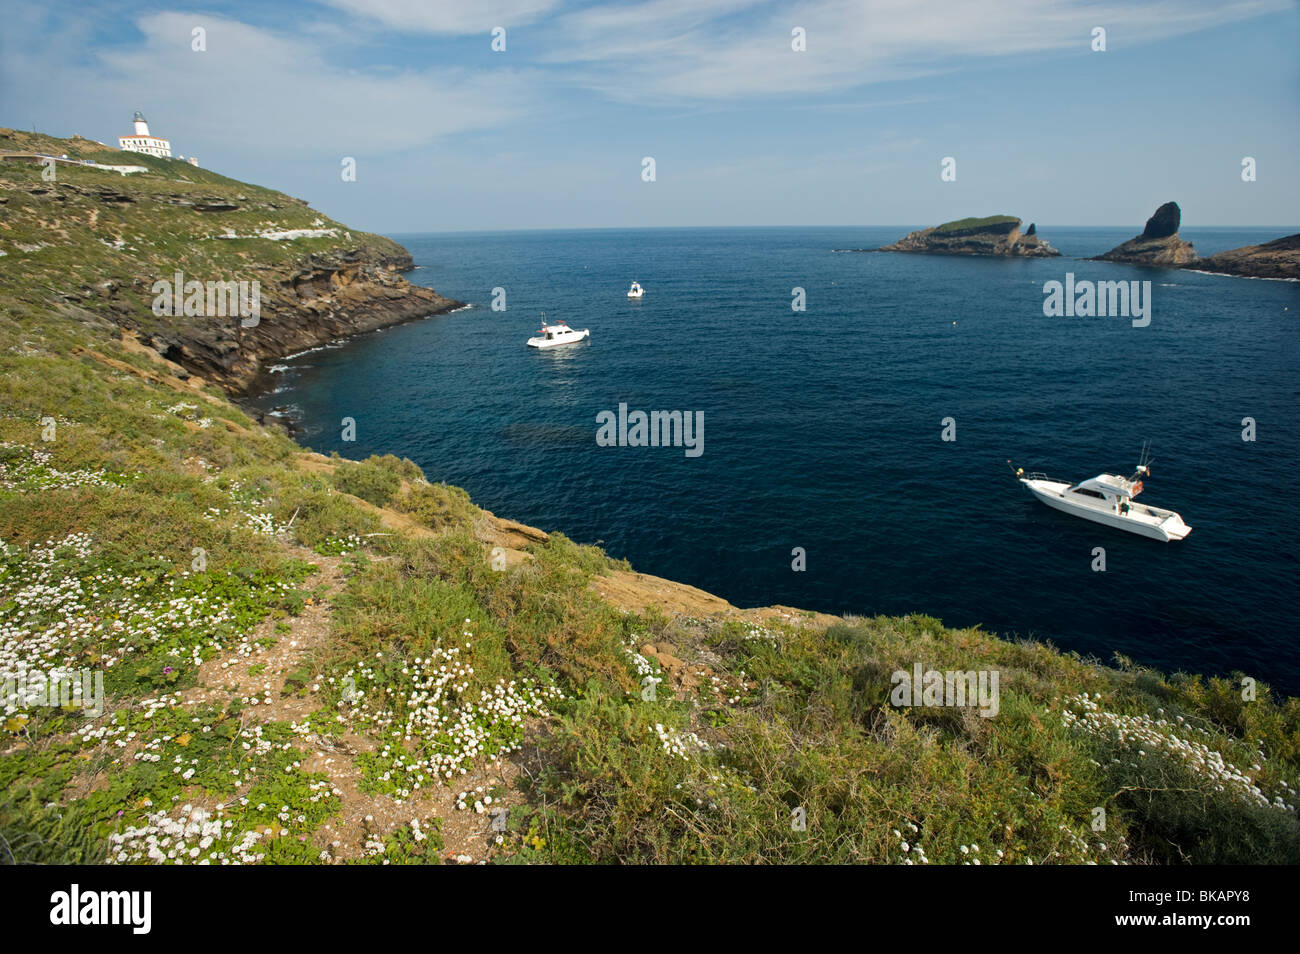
left=546, top=0, right=1292, bottom=101
left=3, top=11, right=535, bottom=159
left=316, top=0, right=563, bottom=34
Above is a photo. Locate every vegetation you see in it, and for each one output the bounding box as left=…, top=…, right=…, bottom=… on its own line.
left=934, top=214, right=1020, bottom=233
left=2, top=132, right=1297, bottom=865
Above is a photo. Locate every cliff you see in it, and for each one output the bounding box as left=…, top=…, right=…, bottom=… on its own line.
left=0, top=129, right=461, bottom=393
left=877, top=215, right=1060, bottom=257
left=1091, top=201, right=1198, bottom=267
left=1187, top=232, right=1300, bottom=280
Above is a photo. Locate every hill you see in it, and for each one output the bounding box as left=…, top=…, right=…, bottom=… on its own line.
left=0, top=129, right=458, bottom=393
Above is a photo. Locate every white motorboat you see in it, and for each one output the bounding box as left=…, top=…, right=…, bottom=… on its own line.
left=627, top=281, right=644, bottom=298
left=1012, top=445, right=1192, bottom=542
left=526, top=317, right=589, bottom=349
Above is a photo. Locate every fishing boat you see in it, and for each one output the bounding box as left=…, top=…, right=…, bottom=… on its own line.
left=1011, top=444, right=1192, bottom=542
left=526, top=315, right=589, bottom=349
left=627, top=281, right=644, bottom=298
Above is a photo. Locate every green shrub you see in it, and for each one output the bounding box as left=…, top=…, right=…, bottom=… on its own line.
left=329, top=456, right=402, bottom=506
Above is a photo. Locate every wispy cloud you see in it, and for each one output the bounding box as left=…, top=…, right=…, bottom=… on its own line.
left=316, top=0, right=563, bottom=34
left=3, top=10, right=537, bottom=158
left=545, top=0, right=1291, bottom=102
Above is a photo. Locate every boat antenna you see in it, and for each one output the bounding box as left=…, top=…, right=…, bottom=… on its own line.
left=1135, top=440, right=1154, bottom=478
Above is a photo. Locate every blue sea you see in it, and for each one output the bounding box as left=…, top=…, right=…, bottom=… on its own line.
left=250, top=226, right=1300, bottom=694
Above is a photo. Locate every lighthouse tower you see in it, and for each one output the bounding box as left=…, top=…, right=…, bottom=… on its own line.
left=118, top=110, right=172, bottom=158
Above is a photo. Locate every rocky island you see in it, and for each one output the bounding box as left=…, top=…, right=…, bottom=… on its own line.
left=1091, top=201, right=1197, bottom=267
left=875, top=214, right=1060, bottom=257
left=1187, top=232, right=1300, bottom=281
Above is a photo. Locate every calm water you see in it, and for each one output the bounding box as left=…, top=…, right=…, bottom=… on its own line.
left=250, top=226, right=1300, bottom=693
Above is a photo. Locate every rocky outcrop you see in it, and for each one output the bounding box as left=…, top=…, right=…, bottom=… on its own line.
left=876, top=215, right=1060, bottom=257
left=1185, top=232, right=1300, bottom=280
left=132, top=246, right=461, bottom=393
left=1092, top=201, right=1197, bottom=266
left=1141, top=201, right=1180, bottom=239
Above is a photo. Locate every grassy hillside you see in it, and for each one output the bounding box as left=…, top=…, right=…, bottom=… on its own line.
left=2, top=139, right=1298, bottom=864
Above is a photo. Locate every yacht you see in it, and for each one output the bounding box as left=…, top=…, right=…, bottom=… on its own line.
left=1012, top=445, right=1192, bottom=542
left=627, top=281, right=644, bottom=298
left=526, top=317, right=589, bottom=349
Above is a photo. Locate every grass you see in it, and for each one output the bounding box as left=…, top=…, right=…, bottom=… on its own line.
left=2, top=131, right=1298, bottom=865
left=934, top=215, right=1021, bottom=233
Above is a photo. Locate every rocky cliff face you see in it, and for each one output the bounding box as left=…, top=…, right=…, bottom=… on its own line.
left=1185, top=233, right=1300, bottom=281
left=134, top=246, right=460, bottom=394
left=1092, top=201, right=1198, bottom=267
left=877, top=215, right=1060, bottom=257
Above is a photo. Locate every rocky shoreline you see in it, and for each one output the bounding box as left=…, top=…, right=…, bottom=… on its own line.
left=1188, top=232, right=1300, bottom=280
left=137, top=246, right=464, bottom=395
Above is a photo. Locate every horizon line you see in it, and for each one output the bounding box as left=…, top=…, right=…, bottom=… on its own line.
left=385, top=223, right=1300, bottom=236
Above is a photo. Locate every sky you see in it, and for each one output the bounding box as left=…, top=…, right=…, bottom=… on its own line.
left=2, top=0, right=1297, bottom=232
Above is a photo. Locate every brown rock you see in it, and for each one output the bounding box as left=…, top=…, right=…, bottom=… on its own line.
left=1186, top=232, right=1300, bottom=280
left=1092, top=202, right=1197, bottom=267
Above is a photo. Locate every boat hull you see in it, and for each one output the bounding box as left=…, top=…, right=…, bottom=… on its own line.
left=527, top=329, right=589, bottom=349
left=1021, top=479, right=1191, bottom=542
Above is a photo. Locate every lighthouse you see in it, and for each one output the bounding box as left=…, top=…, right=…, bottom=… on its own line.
left=118, top=111, right=172, bottom=159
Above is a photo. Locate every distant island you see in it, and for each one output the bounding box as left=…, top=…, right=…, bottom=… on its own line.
left=1094, top=201, right=1298, bottom=279
left=872, top=215, right=1060, bottom=258
left=839, top=204, right=1297, bottom=279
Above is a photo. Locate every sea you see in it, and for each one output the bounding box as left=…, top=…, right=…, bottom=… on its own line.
left=247, top=226, right=1300, bottom=694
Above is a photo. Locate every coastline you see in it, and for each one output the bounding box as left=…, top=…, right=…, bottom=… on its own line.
left=5, top=134, right=1299, bottom=866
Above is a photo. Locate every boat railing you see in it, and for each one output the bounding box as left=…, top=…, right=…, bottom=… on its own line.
left=1023, top=471, right=1052, bottom=481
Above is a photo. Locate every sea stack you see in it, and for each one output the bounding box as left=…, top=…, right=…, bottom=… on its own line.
left=1092, top=201, right=1197, bottom=267
left=877, top=215, right=1060, bottom=257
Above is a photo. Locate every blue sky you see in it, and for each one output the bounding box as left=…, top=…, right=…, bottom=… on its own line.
left=2, top=1, right=1297, bottom=232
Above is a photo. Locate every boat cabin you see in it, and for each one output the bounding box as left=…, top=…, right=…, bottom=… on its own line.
left=1067, top=474, right=1143, bottom=513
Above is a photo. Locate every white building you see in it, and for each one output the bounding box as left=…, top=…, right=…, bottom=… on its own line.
left=118, top=111, right=171, bottom=159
